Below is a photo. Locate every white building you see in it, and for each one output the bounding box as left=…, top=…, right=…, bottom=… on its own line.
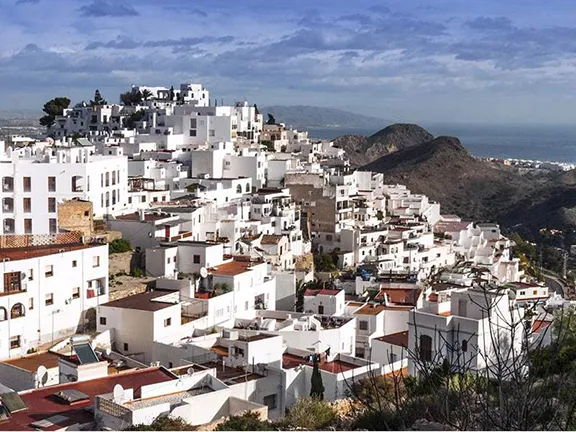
left=0, top=235, right=108, bottom=360
left=0, top=145, right=128, bottom=233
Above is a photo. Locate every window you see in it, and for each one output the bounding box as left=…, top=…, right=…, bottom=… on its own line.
left=10, top=335, right=21, bottom=349
left=209, top=129, right=215, bottom=137
left=72, top=260, right=77, bottom=268
left=190, top=129, right=197, bottom=137
left=49, top=219, right=57, bottom=234
left=45, top=265, right=53, bottom=277
left=27, top=269, right=33, bottom=281
left=11, top=303, right=25, bottom=318
left=168, top=362, right=173, bottom=368
left=48, top=176, right=56, bottom=192
left=124, top=343, right=129, bottom=352
left=100, top=317, right=107, bottom=325
left=23, top=177, right=31, bottom=192
left=356, top=347, right=365, bottom=358
left=461, top=340, right=468, bottom=353
left=45, top=293, right=54, bottom=306
left=164, top=318, right=172, bottom=327
left=318, top=305, right=324, bottom=314
left=93, top=256, right=100, bottom=268
left=24, top=219, right=32, bottom=234
left=105, top=172, right=110, bottom=187
left=23, top=198, right=31, bottom=213
left=72, top=287, right=80, bottom=299
left=245, top=301, right=249, bottom=311
left=190, top=118, right=197, bottom=128
left=4, top=272, right=22, bottom=293
left=48, top=197, right=56, bottom=213
left=29, top=297, right=34, bottom=310
left=359, top=320, right=368, bottom=331
left=193, top=255, right=200, bottom=264
left=419, top=335, right=433, bottom=362
left=263, top=394, right=277, bottom=410
left=533, top=289, right=538, bottom=296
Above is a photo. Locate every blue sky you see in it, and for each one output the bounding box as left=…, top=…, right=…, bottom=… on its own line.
left=2, top=0, right=576, bottom=123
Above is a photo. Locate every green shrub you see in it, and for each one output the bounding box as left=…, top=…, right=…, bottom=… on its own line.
left=109, top=238, right=132, bottom=254
left=282, top=397, right=337, bottom=430
left=130, top=267, right=143, bottom=277
left=124, top=415, right=195, bottom=431
left=216, top=412, right=272, bottom=431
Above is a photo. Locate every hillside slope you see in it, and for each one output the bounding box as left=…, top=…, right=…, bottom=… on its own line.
left=260, top=105, right=386, bottom=129
left=363, top=136, right=553, bottom=225
left=335, top=123, right=434, bottom=166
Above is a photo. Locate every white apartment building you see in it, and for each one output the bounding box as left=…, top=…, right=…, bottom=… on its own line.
left=407, top=286, right=525, bottom=376
left=0, top=146, right=128, bottom=233
left=0, top=236, right=108, bottom=360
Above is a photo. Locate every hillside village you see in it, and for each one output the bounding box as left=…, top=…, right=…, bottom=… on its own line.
left=0, top=84, right=570, bottom=430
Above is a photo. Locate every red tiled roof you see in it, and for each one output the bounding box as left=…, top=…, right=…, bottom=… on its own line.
left=281, top=354, right=358, bottom=374
left=0, top=244, right=95, bottom=262
left=532, top=320, right=553, bottom=333
left=0, top=367, right=175, bottom=431
left=375, top=331, right=409, bottom=348
left=100, top=290, right=177, bottom=312
left=209, top=260, right=261, bottom=276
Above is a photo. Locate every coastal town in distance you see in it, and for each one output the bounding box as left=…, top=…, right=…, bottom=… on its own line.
left=0, top=81, right=573, bottom=431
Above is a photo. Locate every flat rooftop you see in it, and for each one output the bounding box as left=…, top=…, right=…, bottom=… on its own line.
left=0, top=367, right=175, bottom=431
left=0, top=243, right=96, bottom=261
left=100, top=290, right=177, bottom=312
left=355, top=304, right=387, bottom=316
left=194, top=362, right=263, bottom=384
left=209, top=260, right=259, bottom=276
left=282, top=354, right=359, bottom=374
left=115, top=212, right=174, bottom=222
left=3, top=351, right=62, bottom=372
left=375, top=331, right=409, bottom=348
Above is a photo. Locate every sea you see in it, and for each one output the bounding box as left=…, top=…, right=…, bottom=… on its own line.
left=306, top=123, right=576, bottom=164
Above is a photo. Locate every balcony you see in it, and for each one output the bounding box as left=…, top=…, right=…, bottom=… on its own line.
left=1, top=272, right=26, bottom=297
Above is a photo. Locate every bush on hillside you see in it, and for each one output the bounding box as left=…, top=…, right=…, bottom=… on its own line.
left=109, top=238, right=132, bottom=254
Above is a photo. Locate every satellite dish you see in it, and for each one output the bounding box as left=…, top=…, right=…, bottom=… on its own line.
left=199, top=267, right=208, bottom=278
left=36, top=365, right=48, bottom=387
left=508, top=290, right=517, bottom=301
left=113, top=384, right=125, bottom=403
left=187, top=367, right=195, bottom=375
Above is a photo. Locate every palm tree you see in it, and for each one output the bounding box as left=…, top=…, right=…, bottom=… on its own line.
left=141, top=89, right=153, bottom=101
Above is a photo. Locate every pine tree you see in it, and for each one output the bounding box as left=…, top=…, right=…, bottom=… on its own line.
left=310, top=358, right=325, bottom=399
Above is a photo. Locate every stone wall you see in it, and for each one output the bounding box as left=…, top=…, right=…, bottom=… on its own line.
left=58, top=199, right=94, bottom=236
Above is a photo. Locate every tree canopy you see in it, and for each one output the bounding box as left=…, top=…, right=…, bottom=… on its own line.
left=120, top=90, right=143, bottom=106
left=39, top=97, right=71, bottom=128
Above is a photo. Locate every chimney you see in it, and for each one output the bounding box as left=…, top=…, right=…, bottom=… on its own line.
left=139, top=209, right=146, bottom=221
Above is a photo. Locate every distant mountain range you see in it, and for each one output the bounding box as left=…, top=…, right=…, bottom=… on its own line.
left=260, top=105, right=388, bottom=129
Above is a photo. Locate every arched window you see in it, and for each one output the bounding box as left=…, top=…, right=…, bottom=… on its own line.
left=236, top=184, right=242, bottom=193
left=461, top=340, right=468, bottom=353
left=419, top=335, right=432, bottom=362
left=246, top=183, right=250, bottom=193
left=11, top=303, right=25, bottom=319
left=0, top=307, right=6, bottom=321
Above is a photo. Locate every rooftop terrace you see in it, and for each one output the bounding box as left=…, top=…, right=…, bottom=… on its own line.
left=282, top=354, right=360, bottom=374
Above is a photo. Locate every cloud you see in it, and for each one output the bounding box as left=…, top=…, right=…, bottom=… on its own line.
left=15, top=0, right=40, bottom=4
left=85, top=35, right=235, bottom=50
left=79, top=0, right=139, bottom=18
left=466, top=16, right=514, bottom=32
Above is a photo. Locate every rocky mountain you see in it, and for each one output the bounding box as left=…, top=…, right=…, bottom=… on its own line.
left=334, top=123, right=434, bottom=166
left=260, top=105, right=387, bottom=129
left=362, top=135, right=570, bottom=235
